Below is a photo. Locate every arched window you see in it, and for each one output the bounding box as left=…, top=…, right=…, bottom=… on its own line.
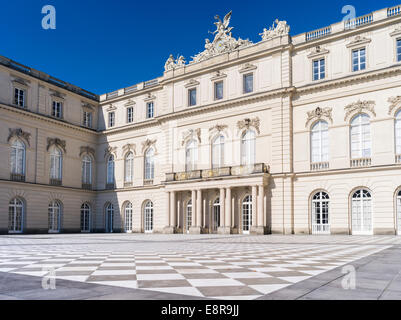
left=50, top=147, right=62, bottom=181
left=212, top=198, right=220, bottom=233
left=212, top=135, right=225, bottom=169
left=125, top=152, right=134, bottom=184
left=241, top=130, right=255, bottom=166
left=311, top=191, right=330, bottom=234
left=242, top=195, right=252, bottom=234
left=351, top=189, right=372, bottom=235
left=311, top=121, right=329, bottom=163
left=186, top=200, right=192, bottom=233
left=351, top=114, right=371, bottom=159
left=105, top=203, right=114, bottom=233
left=397, top=189, right=401, bottom=236
left=8, top=198, right=24, bottom=233
left=144, top=148, right=155, bottom=180
left=48, top=200, right=61, bottom=233
left=82, top=155, right=92, bottom=185
left=144, top=201, right=153, bottom=233
left=185, top=140, right=198, bottom=171
left=10, top=140, right=25, bottom=177
left=124, top=202, right=133, bottom=232
left=106, top=155, right=115, bottom=185
left=80, top=203, right=91, bottom=232
left=396, top=110, right=401, bottom=156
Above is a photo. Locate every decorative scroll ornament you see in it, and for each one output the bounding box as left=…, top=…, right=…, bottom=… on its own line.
left=237, top=117, right=260, bottom=134
left=307, top=45, right=329, bottom=58
left=346, top=35, right=371, bottom=48
left=47, top=138, right=66, bottom=153
left=7, top=128, right=31, bottom=146
left=182, top=128, right=202, bottom=146
left=104, top=146, right=117, bottom=158
left=123, top=143, right=136, bottom=155
left=344, top=100, right=376, bottom=121
left=209, top=124, right=228, bottom=133
left=141, top=139, right=157, bottom=153
left=388, top=96, right=401, bottom=115
left=164, top=55, right=186, bottom=71
left=259, top=19, right=290, bottom=41
left=305, top=107, right=333, bottom=127
left=79, top=146, right=95, bottom=157
left=189, top=11, right=252, bottom=64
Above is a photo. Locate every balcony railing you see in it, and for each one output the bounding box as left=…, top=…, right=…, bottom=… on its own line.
left=10, top=173, right=25, bottom=182
left=310, top=162, right=329, bottom=171
left=312, top=223, right=330, bottom=235
left=144, top=179, right=154, bottom=186
left=82, top=183, right=92, bottom=190
left=306, top=26, right=332, bottom=41
left=350, top=157, right=371, bottom=168
left=396, top=154, right=401, bottom=163
left=105, top=183, right=115, bottom=190
left=50, top=179, right=62, bottom=186
left=388, top=5, right=401, bottom=17
left=165, top=163, right=269, bottom=182
left=344, top=13, right=373, bottom=30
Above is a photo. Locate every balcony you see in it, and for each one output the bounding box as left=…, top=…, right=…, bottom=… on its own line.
left=350, top=158, right=371, bottom=168
left=82, top=183, right=92, bottom=190
left=50, top=179, right=62, bottom=186
left=124, top=181, right=133, bottom=187
left=10, top=173, right=25, bottom=182
left=310, top=162, right=329, bottom=171
left=165, top=163, right=269, bottom=182
left=144, top=179, right=154, bottom=186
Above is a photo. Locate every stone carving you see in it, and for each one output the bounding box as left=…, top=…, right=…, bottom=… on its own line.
left=388, top=96, right=401, bottom=115
left=190, top=11, right=252, bottom=64
left=237, top=117, right=260, bottom=134
left=209, top=124, right=228, bottom=133
left=182, top=129, right=202, bottom=146
left=344, top=100, right=376, bottom=121
left=47, top=138, right=66, bottom=153
left=164, top=55, right=187, bottom=71
left=7, top=128, right=31, bottom=146
left=260, top=19, right=290, bottom=41
left=346, top=35, right=371, bottom=48
left=79, top=146, right=95, bottom=157
left=305, top=107, right=333, bottom=127
left=104, top=146, right=117, bottom=158
left=307, top=45, right=329, bottom=58
left=141, top=139, right=157, bottom=153
left=123, top=143, right=136, bottom=155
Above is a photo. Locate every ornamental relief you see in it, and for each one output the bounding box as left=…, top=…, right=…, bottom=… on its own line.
left=47, top=138, right=66, bottom=153
left=388, top=96, right=401, bottom=116
left=104, top=146, right=117, bottom=158
left=237, top=117, right=260, bottom=134
left=344, top=100, right=376, bottom=121
left=209, top=124, right=228, bottom=140
left=123, top=143, right=136, bottom=155
left=181, top=128, right=201, bottom=146
left=141, top=139, right=157, bottom=153
left=305, top=107, right=333, bottom=127
left=7, top=128, right=31, bottom=146
left=79, top=146, right=95, bottom=157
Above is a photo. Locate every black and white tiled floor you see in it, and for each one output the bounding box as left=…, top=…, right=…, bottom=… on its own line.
left=0, top=234, right=399, bottom=300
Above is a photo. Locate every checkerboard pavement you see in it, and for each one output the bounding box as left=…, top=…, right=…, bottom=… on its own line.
left=0, top=234, right=399, bottom=300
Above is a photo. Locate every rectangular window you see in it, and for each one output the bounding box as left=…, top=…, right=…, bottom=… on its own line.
left=188, top=88, right=197, bottom=106
left=14, top=88, right=25, bottom=108
left=127, top=107, right=134, bottom=123
left=214, top=81, right=223, bottom=100
left=83, top=111, right=92, bottom=128
left=243, top=73, right=253, bottom=94
left=397, top=39, right=401, bottom=62
left=146, top=102, right=154, bottom=119
left=108, top=112, right=115, bottom=127
left=352, top=48, right=366, bottom=72
left=52, top=101, right=63, bottom=119
left=313, top=59, right=325, bottom=81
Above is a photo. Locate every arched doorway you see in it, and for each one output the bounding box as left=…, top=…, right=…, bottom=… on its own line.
left=144, top=201, right=153, bottom=233
left=186, top=200, right=192, bottom=233
left=124, top=202, right=133, bottom=233
left=8, top=198, right=24, bottom=233
left=80, top=203, right=91, bottom=233
left=105, top=203, right=114, bottom=233
left=351, top=189, right=372, bottom=235
left=212, top=198, right=220, bottom=233
left=311, top=191, right=330, bottom=234
left=242, top=195, right=252, bottom=234
left=48, top=200, right=61, bottom=233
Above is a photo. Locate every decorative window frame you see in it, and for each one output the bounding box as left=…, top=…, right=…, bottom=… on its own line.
left=344, top=100, right=376, bottom=122
left=390, top=28, right=401, bottom=63
left=184, top=79, right=200, bottom=108
left=47, top=138, right=66, bottom=154
left=210, top=71, right=227, bottom=101
left=346, top=36, right=371, bottom=73
left=181, top=128, right=201, bottom=147
left=236, top=117, right=260, bottom=137
left=144, top=94, right=156, bottom=119
left=82, top=102, right=94, bottom=128
left=305, top=107, right=333, bottom=128
left=307, top=46, right=329, bottom=82
left=11, top=77, right=29, bottom=108
left=51, top=95, right=65, bottom=120
left=7, top=128, right=31, bottom=147
left=141, top=139, right=157, bottom=155
left=239, top=63, right=257, bottom=95
left=388, top=96, right=401, bottom=117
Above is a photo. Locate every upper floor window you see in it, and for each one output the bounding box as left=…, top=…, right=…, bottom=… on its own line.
left=212, top=135, right=224, bottom=169
left=313, top=59, right=325, bottom=81
left=82, top=155, right=92, bottom=185
left=50, top=147, right=62, bottom=181
left=146, top=102, right=154, bottom=119
left=127, top=107, right=134, bottom=123
left=185, top=139, right=198, bottom=171
left=397, top=39, right=401, bottom=62
left=241, top=130, right=255, bottom=166
left=350, top=114, right=371, bottom=159
left=188, top=88, right=197, bottom=106
left=125, top=152, right=134, bottom=184
left=14, top=88, right=25, bottom=108
left=108, top=112, right=115, bottom=128
left=311, top=121, right=329, bottom=163
left=214, top=81, right=224, bottom=100
left=243, top=73, right=254, bottom=94
left=352, top=48, right=366, bottom=72
left=10, top=140, right=26, bottom=176
left=106, top=155, right=115, bottom=185
left=144, top=148, right=155, bottom=180
left=83, top=111, right=92, bottom=128
left=396, top=110, right=401, bottom=155
left=52, top=101, right=63, bottom=119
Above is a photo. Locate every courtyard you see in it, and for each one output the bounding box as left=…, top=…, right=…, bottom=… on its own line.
left=0, top=234, right=400, bottom=300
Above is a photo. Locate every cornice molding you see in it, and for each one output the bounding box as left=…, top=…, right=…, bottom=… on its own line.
left=239, top=63, right=257, bottom=73
left=184, top=79, right=200, bottom=88
left=210, top=71, right=227, bottom=81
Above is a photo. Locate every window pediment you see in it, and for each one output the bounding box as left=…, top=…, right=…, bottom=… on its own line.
left=307, top=46, right=329, bottom=59
left=106, top=104, right=117, bottom=112
left=50, top=90, right=65, bottom=100
left=390, top=26, right=401, bottom=37
left=123, top=143, right=136, bottom=156
left=344, top=100, right=376, bottom=121
left=141, top=139, right=157, bottom=153
left=184, top=79, right=200, bottom=88
left=388, top=96, right=401, bottom=116
left=305, top=107, right=333, bottom=127
left=79, top=146, right=95, bottom=157
left=12, top=77, right=29, bottom=88
left=82, top=102, right=94, bottom=111
left=239, top=63, right=257, bottom=73
left=346, top=35, right=371, bottom=48
left=125, top=99, right=136, bottom=107
left=104, top=146, right=117, bottom=158
left=237, top=117, right=260, bottom=134
left=181, top=128, right=201, bottom=146
left=7, top=128, right=31, bottom=147
left=210, top=71, right=227, bottom=81
left=144, top=93, right=156, bottom=102
left=47, top=138, right=66, bottom=153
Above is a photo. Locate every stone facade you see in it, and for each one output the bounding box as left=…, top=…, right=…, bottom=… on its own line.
left=1, top=5, right=401, bottom=235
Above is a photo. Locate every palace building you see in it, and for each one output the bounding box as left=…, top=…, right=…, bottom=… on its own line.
left=2, top=5, right=401, bottom=236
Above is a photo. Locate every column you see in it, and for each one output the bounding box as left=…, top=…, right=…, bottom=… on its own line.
left=191, top=190, right=197, bottom=227
left=219, top=188, right=225, bottom=228
left=166, top=191, right=170, bottom=226
left=225, top=187, right=232, bottom=230
left=196, top=189, right=202, bottom=228
left=252, top=186, right=257, bottom=227
left=258, top=185, right=264, bottom=230
left=170, top=191, right=176, bottom=229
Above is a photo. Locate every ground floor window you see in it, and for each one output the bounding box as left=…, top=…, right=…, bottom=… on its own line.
left=213, top=198, right=220, bottom=233
left=105, top=203, right=114, bottom=233
left=311, top=191, right=330, bottom=234
left=80, top=203, right=91, bottom=232
left=48, top=201, right=61, bottom=233
left=124, top=202, right=133, bottom=232
left=186, top=200, right=192, bottom=233
left=242, top=195, right=252, bottom=234
left=9, top=198, right=24, bottom=233
left=351, top=189, right=372, bottom=235
left=144, top=201, right=153, bottom=233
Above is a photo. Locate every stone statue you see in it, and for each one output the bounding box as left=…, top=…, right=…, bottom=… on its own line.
left=260, top=19, right=290, bottom=41
left=176, top=55, right=186, bottom=68
left=164, top=54, right=175, bottom=71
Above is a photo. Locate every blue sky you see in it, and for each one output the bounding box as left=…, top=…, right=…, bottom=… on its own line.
left=0, top=0, right=399, bottom=94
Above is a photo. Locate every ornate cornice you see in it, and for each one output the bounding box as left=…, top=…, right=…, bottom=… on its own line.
left=123, top=143, right=136, bottom=155
left=344, top=100, right=376, bottom=121
left=79, top=146, right=95, bottom=157
left=104, top=146, right=117, bottom=158
left=7, top=128, right=31, bottom=146
left=388, top=96, right=401, bottom=116
left=305, top=107, right=333, bottom=127
left=141, top=139, right=157, bottom=153
left=182, top=128, right=202, bottom=146
left=47, top=138, right=66, bottom=153
left=237, top=117, right=260, bottom=134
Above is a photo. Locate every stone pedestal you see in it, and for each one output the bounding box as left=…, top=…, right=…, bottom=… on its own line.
left=189, top=226, right=201, bottom=234
left=218, top=227, right=231, bottom=234
left=250, top=226, right=265, bottom=235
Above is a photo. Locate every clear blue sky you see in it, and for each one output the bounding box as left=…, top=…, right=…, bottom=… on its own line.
left=0, top=0, right=399, bottom=94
